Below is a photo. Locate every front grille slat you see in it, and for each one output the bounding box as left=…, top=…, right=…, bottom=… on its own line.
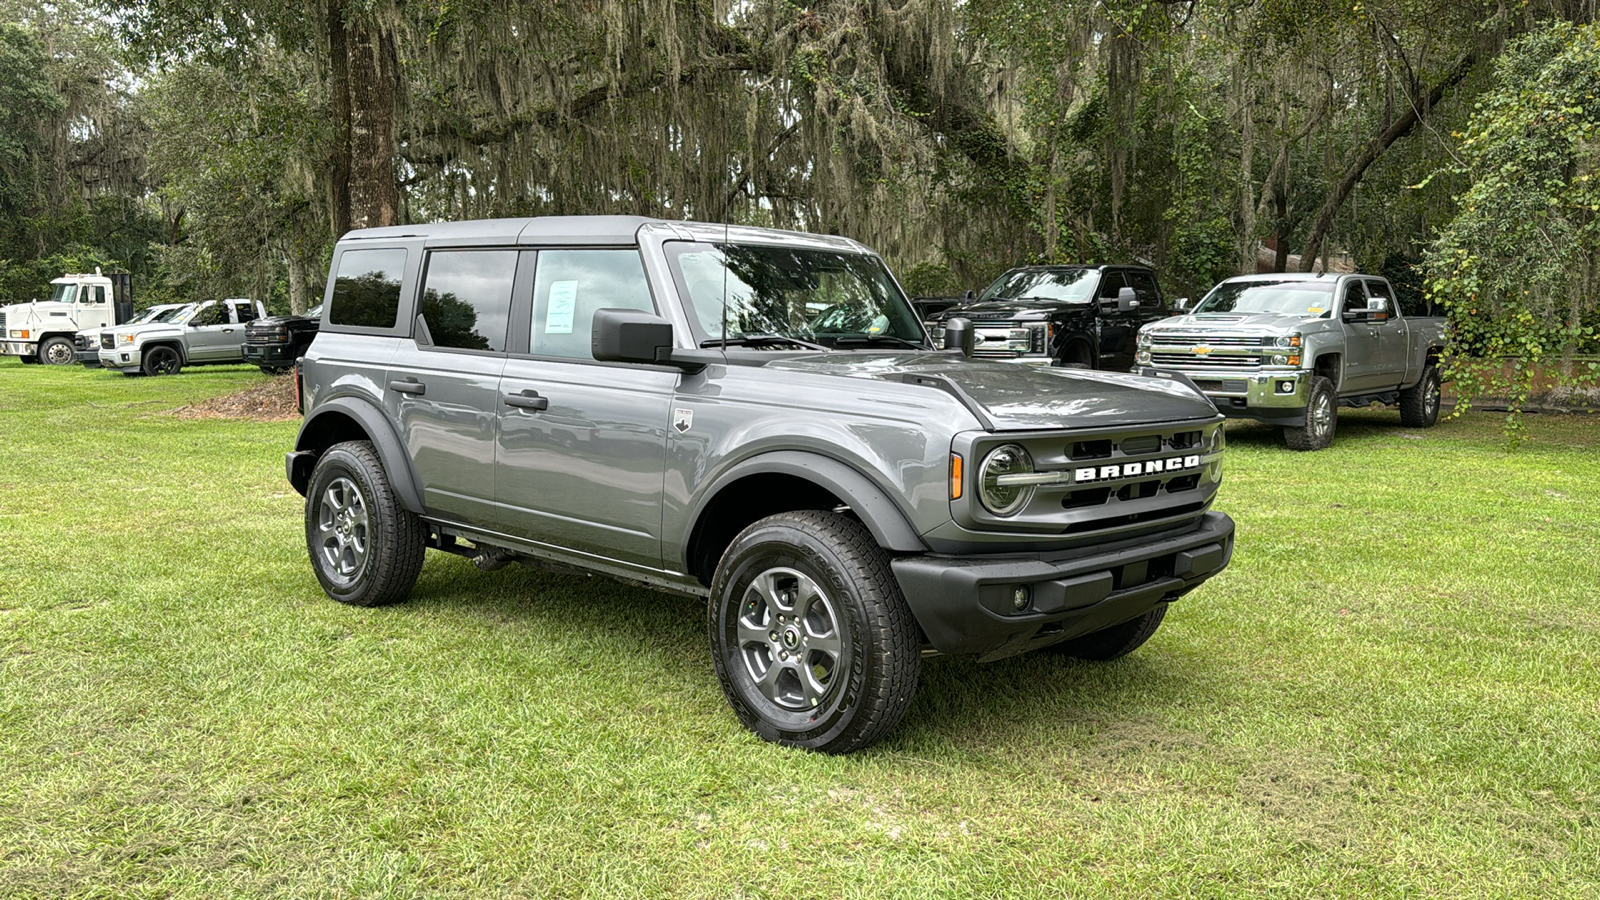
left=100, top=334, right=115, bottom=350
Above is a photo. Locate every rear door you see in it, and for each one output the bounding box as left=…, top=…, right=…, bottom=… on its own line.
left=494, top=247, right=675, bottom=569
left=384, top=248, right=519, bottom=524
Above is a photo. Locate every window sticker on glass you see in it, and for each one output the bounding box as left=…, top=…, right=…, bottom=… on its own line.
left=546, top=281, right=578, bottom=334
left=1308, top=306, right=1324, bottom=314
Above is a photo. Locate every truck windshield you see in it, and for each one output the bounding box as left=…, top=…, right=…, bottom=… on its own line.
left=152, top=305, right=192, bottom=323
left=1194, top=281, right=1334, bottom=316
left=666, top=243, right=927, bottom=350
left=979, top=269, right=1094, bottom=303
left=48, top=283, right=76, bottom=304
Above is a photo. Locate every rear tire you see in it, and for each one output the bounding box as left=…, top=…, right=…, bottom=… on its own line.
left=39, top=337, right=75, bottom=365
left=304, top=441, right=426, bottom=607
left=1047, top=603, right=1168, bottom=661
left=709, top=510, right=920, bottom=754
left=141, top=345, right=183, bottom=376
left=1398, top=366, right=1441, bottom=428
left=1284, top=376, right=1336, bottom=451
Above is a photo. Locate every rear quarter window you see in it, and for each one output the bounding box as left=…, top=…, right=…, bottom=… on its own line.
left=328, top=248, right=408, bottom=329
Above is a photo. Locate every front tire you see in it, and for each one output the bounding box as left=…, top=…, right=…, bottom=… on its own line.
left=1046, top=603, right=1167, bottom=661
left=141, top=345, right=183, bottom=376
left=709, top=510, right=920, bottom=754
left=304, top=441, right=426, bottom=607
left=1284, top=375, right=1337, bottom=451
left=39, top=337, right=75, bottom=366
left=1399, top=365, right=1441, bottom=428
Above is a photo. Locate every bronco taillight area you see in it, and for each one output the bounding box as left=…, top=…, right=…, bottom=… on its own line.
left=294, top=358, right=305, bottom=413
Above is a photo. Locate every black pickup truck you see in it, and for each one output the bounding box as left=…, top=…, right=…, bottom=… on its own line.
left=242, top=303, right=322, bottom=374
left=924, top=265, right=1169, bottom=371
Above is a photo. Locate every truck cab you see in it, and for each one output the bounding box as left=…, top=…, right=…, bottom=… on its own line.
left=1, top=270, right=134, bottom=365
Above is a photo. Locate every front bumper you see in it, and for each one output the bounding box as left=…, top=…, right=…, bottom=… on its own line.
left=1, top=341, right=38, bottom=357
left=242, top=343, right=298, bottom=365
left=99, top=347, right=142, bottom=372
left=75, top=349, right=102, bottom=367
left=1151, top=367, right=1311, bottom=424
left=891, top=511, right=1234, bottom=661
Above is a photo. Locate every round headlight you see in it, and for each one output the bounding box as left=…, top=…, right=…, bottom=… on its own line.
left=978, top=443, right=1034, bottom=516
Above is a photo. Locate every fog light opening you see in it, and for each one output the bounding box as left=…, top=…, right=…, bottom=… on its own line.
left=1277, top=380, right=1295, bottom=394
left=1011, top=585, right=1031, bottom=611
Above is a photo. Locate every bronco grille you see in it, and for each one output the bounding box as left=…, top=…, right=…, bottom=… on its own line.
left=965, top=420, right=1223, bottom=538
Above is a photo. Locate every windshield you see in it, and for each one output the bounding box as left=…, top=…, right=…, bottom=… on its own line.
left=978, top=268, right=1095, bottom=303
left=665, top=243, right=926, bottom=349
left=153, top=305, right=192, bottom=323
left=48, top=283, right=76, bottom=304
left=1194, top=280, right=1334, bottom=316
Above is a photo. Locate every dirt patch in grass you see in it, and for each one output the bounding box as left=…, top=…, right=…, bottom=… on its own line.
left=171, top=375, right=299, bottom=423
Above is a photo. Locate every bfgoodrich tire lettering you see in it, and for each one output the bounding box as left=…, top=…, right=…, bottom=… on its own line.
left=304, top=440, right=426, bottom=607
left=709, top=510, right=920, bottom=753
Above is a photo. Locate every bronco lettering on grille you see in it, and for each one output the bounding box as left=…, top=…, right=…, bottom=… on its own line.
left=1074, top=455, right=1200, bottom=483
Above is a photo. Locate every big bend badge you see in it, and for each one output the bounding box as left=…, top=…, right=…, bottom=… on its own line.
left=673, top=408, right=694, bottom=434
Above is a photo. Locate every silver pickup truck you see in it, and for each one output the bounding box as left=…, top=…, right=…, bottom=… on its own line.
left=1136, top=273, right=1447, bottom=450
left=98, top=298, right=266, bottom=376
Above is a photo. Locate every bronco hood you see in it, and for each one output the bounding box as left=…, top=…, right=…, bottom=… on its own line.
left=763, top=352, right=1218, bottom=431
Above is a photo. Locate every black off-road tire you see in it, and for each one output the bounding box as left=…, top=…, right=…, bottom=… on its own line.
left=1398, top=365, right=1442, bottom=428
left=709, top=510, right=921, bottom=754
left=141, top=345, right=183, bottom=376
left=1047, top=603, right=1168, bottom=661
left=1284, top=375, right=1337, bottom=451
left=304, top=441, right=426, bottom=607
left=38, top=336, right=75, bottom=366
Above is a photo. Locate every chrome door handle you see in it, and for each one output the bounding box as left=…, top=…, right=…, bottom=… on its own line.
left=505, top=390, right=549, bottom=411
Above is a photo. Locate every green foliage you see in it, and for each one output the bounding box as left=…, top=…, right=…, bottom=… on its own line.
left=1424, top=20, right=1600, bottom=442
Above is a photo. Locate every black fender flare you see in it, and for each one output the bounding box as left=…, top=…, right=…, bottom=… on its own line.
left=682, top=450, right=927, bottom=567
left=290, top=395, right=425, bottom=514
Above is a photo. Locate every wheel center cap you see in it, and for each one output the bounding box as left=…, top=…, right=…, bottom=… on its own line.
left=781, top=627, right=801, bottom=650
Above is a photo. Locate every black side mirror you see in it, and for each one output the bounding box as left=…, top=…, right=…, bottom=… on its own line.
left=591, top=308, right=716, bottom=371
left=963, top=289, right=976, bottom=300
left=943, top=317, right=976, bottom=358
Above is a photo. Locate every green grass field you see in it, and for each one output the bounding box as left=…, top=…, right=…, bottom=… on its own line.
left=1, top=356, right=1596, bottom=898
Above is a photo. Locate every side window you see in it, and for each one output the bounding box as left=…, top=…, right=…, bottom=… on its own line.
left=92, top=286, right=106, bottom=305
left=328, top=248, right=407, bottom=328
left=190, top=304, right=224, bottom=327
left=1097, top=271, right=1127, bottom=299
left=1341, top=280, right=1368, bottom=316
left=418, top=250, right=518, bottom=353
left=1128, top=271, right=1161, bottom=308
left=530, top=249, right=654, bottom=359
left=231, top=301, right=257, bottom=324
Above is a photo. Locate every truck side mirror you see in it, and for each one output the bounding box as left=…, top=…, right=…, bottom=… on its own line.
left=1103, top=286, right=1139, bottom=313
left=1369, top=297, right=1390, bottom=319
left=942, top=317, right=976, bottom=357
left=591, top=308, right=713, bottom=371
left=963, top=289, right=976, bottom=300
left=1172, top=297, right=1191, bottom=312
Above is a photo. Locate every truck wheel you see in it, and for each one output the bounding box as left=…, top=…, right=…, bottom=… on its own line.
left=1399, top=365, right=1441, bottom=428
left=709, top=510, right=921, bottom=754
left=38, top=337, right=75, bottom=366
left=1048, top=603, right=1168, bottom=661
left=1057, top=341, right=1094, bottom=369
left=141, top=346, right=183, bottom=376
left=1283, top=376, right=1336, bottom=451
left=304, top=441, right=426, bottom=607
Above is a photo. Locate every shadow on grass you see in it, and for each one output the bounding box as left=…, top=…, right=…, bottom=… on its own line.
left=350, top=555, right=1222, bottom=758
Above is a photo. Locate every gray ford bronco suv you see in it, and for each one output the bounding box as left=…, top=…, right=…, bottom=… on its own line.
left=286, top=216, right=1235, bottom=753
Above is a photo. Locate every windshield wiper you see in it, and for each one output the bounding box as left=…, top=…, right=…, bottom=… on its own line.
left=827, top=334, right=927, bottom=350
left=700, top=334, right=830, bottom=351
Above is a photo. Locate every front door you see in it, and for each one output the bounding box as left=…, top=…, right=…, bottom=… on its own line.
left=1094, top=271, right=1140, bottom=370
left=494, top=247, right=674, bottom=569
left=183, top=302, right=236, bottom=361
left=1363, top=279, right=1410, bottom=390
left=1338, top=279, right=1383, bottom=393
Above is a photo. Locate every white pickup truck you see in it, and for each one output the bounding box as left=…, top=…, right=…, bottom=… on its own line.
left=98, top=298, right=267, bottom=376
left=1137, top=273, right=1448, bottom=450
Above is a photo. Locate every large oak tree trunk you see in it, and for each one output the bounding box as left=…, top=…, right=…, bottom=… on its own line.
left=326, top=0, right=399, bottom=236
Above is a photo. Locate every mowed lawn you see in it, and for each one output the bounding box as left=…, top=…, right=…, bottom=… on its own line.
left=0, top=356, right=1596, bottom=899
